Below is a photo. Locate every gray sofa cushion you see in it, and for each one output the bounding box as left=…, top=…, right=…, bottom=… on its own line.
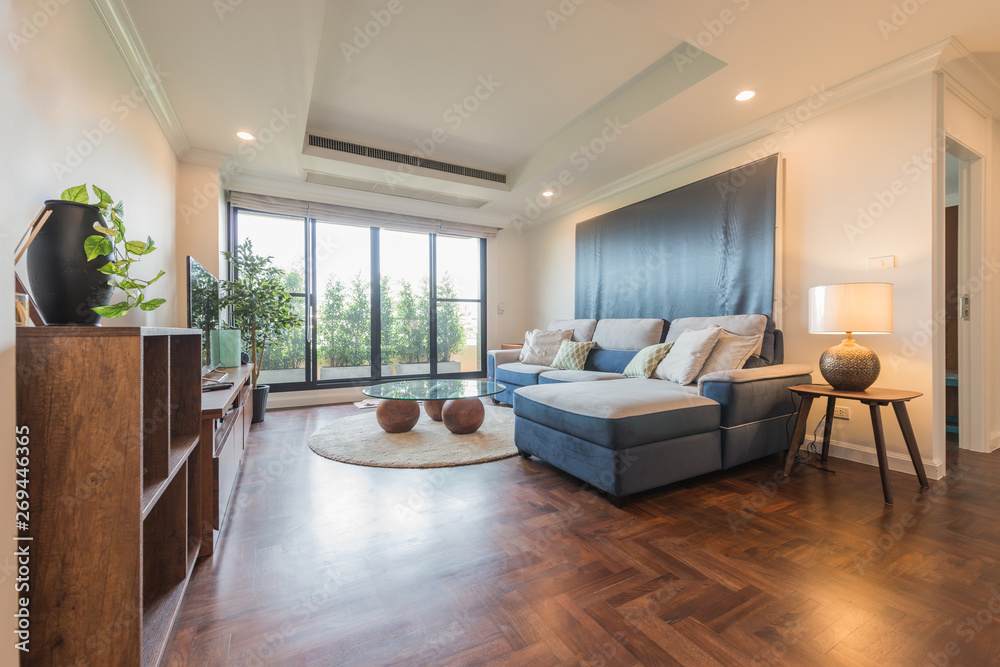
left=496, top=362, right=551, bottom=386
left=666, top=314, right=777, bottom=365
left=591, top=318, right=665, bottom=351
left=585, top=348, right=638, bottom=373
left=539, top=370, right=626, bottom=383
left=698, top=364, right=812, bottom=426
left=666, top=314, right=765, bottom=351
left=513, top=378, right=720, bottom=450
left=547, top=319, right=598, bottom=342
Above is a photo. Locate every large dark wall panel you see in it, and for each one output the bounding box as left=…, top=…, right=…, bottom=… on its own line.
left=576, top=154, right=778, bottom=320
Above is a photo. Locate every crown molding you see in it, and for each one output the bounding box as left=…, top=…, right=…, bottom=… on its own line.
left=180, top=149, right=231, bottom=169
left=90, top=0, right=190, bottom=157
left=226, top=173, right=512, bottom=229
left=531, top=39, right=968, bottom=228
left=938, top=39, right=1000, bottom=119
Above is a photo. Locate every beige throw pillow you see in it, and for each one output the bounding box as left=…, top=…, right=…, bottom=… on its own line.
left=519, top=329, right=573, bottom=366
left=696, top=330, right=764, bottom=380
left=653, top=326, right=723, bottom=384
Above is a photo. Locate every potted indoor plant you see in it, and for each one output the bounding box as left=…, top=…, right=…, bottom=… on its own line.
left=220, top=239, right=301, bottom=422
left=25, top=184, right=164, bottom=324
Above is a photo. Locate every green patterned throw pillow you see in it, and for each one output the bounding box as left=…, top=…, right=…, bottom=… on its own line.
left=550, top=340, right=596, bottom=371
left=624, top=342, right=673, bottom=378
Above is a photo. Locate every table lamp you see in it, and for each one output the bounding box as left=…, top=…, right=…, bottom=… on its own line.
left=808, top=282, right=893, bottom=392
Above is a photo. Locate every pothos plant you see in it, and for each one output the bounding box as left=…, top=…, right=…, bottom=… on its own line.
left=62, top=184, right=165, bottom=318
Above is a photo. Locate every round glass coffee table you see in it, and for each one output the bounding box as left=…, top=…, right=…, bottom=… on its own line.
left=363, top=379, right=506, bottom=434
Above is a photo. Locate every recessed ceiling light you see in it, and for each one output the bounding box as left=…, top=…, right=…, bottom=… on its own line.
left=542, top=191, right=554, bottom=197
left=236, top=131, right=255, bottom=140
left=735, top=90, right=756, bottom=102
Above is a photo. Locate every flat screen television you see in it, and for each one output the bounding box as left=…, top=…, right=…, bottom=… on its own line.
left=186, top=256, right=222, bottom=374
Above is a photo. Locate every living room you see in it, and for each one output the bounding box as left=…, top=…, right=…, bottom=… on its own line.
left=3, top=0, right=1000, bottom=664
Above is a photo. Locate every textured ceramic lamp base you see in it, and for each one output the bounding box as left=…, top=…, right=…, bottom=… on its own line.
left=819, top=339, right=880, bottom=392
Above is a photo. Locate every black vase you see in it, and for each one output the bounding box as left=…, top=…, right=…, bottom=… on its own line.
left=26, top=200, right=115, bottom=325
left=252, top=385, right=270, bottom=423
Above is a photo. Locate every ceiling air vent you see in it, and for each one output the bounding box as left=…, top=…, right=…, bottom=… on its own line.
left=304, top=171, right=490, bottom=209
left=307, top=133, right=506, bottom=184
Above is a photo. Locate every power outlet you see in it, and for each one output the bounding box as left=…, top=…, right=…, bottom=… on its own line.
left=833, top=406, right=850, bottom=420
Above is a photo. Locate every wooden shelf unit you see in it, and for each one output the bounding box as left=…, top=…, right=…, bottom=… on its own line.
left=16, top=327, right=203, bottom=667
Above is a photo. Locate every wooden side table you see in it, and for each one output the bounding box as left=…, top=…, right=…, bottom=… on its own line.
left=783, top=384, right=930, bottom=504
left=500, top=343, right=523, bottom=350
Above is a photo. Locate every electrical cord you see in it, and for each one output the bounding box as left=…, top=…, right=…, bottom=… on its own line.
left=784, top=393, right=835, bottom=474
left=796, top=414, right=836, bottom=474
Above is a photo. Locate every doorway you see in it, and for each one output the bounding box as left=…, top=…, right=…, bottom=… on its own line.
left=943, top=139, right=987, bottom=453
left=944, top=153, right=959, bottom=450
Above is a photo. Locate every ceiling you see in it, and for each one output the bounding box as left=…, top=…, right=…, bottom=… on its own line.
left=123, top=0, right=1000, bottom=228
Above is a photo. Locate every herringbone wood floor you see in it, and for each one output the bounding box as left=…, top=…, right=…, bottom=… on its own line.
left=165, top=403, right=1000, bottom=666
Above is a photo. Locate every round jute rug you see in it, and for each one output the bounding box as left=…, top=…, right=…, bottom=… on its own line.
left=308, top=404, right=516, bottom=469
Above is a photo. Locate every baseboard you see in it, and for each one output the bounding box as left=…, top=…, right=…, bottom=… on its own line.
left=991, top=432, right=1000, bottom=453
left=823, top=439, right=945, bottom=480
left=266, top=386, right=365, bottom=410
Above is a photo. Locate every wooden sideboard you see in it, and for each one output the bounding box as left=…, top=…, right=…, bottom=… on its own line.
left=199, top=364, right=253, bottom=556
left=16, top=327, right=202, bottom=666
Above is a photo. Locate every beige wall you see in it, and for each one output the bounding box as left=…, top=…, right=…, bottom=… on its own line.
left=1, top=0, right=180, bottom=655
left=993, top=116, right=1000, bottom=452
left=175, top=162, right=228, bottom=324
left=525, top=75, right=946, bottom=475
left=488, top=227, right=529, bottom=348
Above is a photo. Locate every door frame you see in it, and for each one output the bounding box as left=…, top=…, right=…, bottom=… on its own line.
left=944, top=137, right=989, bottom=453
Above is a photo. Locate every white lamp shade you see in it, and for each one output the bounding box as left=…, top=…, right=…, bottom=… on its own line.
left=808, top=283, right=893, bottom=334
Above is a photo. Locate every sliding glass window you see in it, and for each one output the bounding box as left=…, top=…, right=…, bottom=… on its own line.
left=232, top=208, right=486, bottom=390
left=234, top=211, right=308, bottom=386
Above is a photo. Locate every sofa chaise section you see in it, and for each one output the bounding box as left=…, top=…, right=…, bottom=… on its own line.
left=513, top=379, right=722, bottom=506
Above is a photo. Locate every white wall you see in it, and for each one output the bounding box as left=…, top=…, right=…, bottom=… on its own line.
left=525, top=75, right=945, bottom=475
left=1, top=0, right=179, bottom=657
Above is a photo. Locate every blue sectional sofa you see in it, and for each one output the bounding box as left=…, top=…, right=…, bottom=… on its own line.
left=488, top=315, right=812, bottom=506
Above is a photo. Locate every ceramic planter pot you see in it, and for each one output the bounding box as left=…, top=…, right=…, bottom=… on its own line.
left=26, top=200, right=114, bottom=325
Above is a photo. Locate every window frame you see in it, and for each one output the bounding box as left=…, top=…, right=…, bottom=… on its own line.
left=230, top=206, right=487, bottom=392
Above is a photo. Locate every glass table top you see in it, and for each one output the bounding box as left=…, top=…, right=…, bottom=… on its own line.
left=363, top=379, right=505, bottom=401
